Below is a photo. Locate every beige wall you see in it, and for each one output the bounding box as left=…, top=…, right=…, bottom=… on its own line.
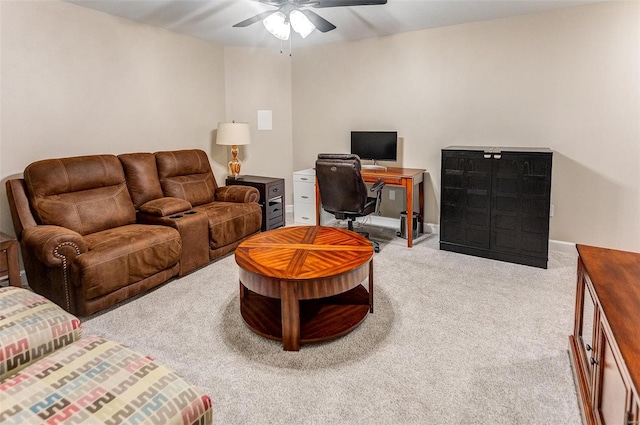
left=0, top=0, right=226, bottom=236
left=292, top=1, right=640, bottom=251
left=222, top=46, right=293, bottom=200
left=2, top=0, right=639, bottom=252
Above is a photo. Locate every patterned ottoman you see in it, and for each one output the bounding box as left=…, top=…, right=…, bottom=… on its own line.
left=0, top=287, right=212, bottom=424
left=0, top=286, right=82, bottom=380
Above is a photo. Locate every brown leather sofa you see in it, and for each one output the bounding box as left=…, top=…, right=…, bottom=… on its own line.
left=6, top=149, right=262, bottom=316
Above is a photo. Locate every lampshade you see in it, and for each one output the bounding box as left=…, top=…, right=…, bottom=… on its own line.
left=216, top=122, right=251, bottom=146
left=290, top=10, right=315, bottom=38
left=263, top=11, right=290, bottom=41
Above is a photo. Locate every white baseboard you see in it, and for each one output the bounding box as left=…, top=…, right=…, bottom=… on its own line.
left=549, top=239, right=577, bottom=253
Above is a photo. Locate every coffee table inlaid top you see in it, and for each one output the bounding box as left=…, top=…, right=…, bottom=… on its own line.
left=235, top=226, right=374, bottom=281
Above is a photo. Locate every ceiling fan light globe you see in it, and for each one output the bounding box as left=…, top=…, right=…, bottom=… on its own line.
left=290, top=10, right=315, bottom=38
left=263, top=11, right=290, bottom=40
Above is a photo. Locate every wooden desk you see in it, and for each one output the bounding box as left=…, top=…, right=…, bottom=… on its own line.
left=315, top=167, right=426, bottom=248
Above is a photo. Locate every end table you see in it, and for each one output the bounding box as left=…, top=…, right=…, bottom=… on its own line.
left=226, top=175, right=285, bottom=231
left=0, top=232, right=21, bottom=287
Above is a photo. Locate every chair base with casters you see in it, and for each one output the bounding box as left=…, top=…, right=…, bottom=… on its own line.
left=315, top=153, right=385, bottom=253
left=343, top=216, right=381, bottom=253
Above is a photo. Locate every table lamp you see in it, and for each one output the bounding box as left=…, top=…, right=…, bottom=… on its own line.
left=216, top=122, right=251, bottom=178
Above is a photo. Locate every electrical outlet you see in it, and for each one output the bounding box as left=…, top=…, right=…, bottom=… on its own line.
left=389, top=190, right=395, bottom=201
left=550, top=204, right=555, bottom=217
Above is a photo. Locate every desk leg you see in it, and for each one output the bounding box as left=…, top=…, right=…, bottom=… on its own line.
left=418, top=179, right=425, bottom=236
left=405, top=178, right=414, bottom=248
left=369, top=260, right=374, bottom=313
left=315, top=179, right=321, bottom=226
left=281, top=281, right=300, bottom=351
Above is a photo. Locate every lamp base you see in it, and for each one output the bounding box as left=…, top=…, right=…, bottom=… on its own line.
left=228, top=145, right=242, bottom=178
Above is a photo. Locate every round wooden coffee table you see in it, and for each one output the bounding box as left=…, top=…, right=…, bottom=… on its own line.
left=235, top=226, right=374, bottom=351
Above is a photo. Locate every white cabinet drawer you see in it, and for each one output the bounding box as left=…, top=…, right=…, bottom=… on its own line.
left=294, top=202, right=317, bottom=224
left=293, top=181, right=315, bottom=204
left=293, top=171, right=315, bottom=183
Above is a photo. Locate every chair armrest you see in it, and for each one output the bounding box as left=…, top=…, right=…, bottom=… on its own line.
left=139, top=197, right=193, bottom=217
left=215, top=186, right=260, bottom=203
left=370, top=179, right=385, bottom=193
left=22, top=225, right=87, bottom=267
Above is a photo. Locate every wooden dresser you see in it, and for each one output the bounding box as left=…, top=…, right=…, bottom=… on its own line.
left=569, top=244, right=640, bottom=425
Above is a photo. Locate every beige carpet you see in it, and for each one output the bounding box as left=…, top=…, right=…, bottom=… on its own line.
left=82, top=224, right=581, bottom=425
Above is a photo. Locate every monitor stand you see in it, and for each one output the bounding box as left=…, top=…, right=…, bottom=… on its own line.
left=361, top=160, right=387, bottom=171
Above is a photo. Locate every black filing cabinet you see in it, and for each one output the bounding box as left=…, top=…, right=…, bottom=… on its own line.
left=226, top=175, right=285, bottom=231
left=440, top=146, right=552, bottom=268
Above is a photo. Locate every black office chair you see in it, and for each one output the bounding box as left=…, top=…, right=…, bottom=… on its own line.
left=315, top=153, right=385, bottom=252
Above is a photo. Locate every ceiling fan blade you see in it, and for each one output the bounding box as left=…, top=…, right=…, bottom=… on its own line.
left=233, top=10, right=275, bottom=27
left=300, top=10, right=336, bottom=33
left=312, top=0, right=387, bottom=8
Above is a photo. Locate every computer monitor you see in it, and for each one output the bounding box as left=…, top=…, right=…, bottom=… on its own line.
left=350, top=131, right=398, bottom=167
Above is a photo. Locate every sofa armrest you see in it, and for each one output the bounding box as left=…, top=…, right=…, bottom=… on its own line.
left=139, top=197, right=193, bottom=217
left=22, top=225, right=87, bottom=268
left=5, top=179, right=38, bottom=240
left=215, top=185, right=260, bottom=203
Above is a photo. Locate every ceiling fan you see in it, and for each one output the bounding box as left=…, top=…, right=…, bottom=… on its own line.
left=233, top=0, right=388, bottom=40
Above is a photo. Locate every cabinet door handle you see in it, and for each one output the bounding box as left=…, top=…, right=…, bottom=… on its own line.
left=483, top=154, right=491, bottom=159
left=590, top=357, right=598, bottom=365
left=301, top=177, right=309, bottom=181
left=302, top=216, right=309, bottom=220
left=301, top=196, right=309, bottom=199
left=586, top=344, right=592, bottom=351
left=493, top=154, right=502, bottom=159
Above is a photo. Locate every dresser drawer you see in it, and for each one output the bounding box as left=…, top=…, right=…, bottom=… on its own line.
left=294, top=203, right=317, bottom=224
left=266, top=182, right=284, bottom=200
left=293, top=173, right=315, bottom=184
left=293, top=181, right=315, bottom=204
left=267, top=197, right=284, bottom=217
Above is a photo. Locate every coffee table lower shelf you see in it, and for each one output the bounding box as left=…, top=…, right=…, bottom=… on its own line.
left=240, top=284, right=370, bottom=344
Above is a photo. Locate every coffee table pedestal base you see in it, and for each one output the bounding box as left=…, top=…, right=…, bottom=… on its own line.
left=240, top=284, right=371, bottom=351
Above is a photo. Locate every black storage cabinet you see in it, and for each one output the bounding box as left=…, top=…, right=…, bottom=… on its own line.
left=226, top=175, right=285, bottom=231
left=440, top=146, right=553, bottom=268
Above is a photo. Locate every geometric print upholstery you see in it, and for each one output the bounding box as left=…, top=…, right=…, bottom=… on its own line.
left=0, top=336, right=213, bottom=424
left=0, top=287, right=82, bottom=380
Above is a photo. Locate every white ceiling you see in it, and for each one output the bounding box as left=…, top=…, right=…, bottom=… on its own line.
left=68, top=0, right=602, bottom=49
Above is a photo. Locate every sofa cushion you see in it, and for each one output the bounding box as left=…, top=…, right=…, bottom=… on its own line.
left=155, top=150, right=217, bottom=207
left=75, top=224, right=181, bottom=300
left=194, top=202, right=262, bottom=250
left=24, top=155, right=136, bottom=235
left=0, top=287, right=82, bottom=380
left=119, top=152, right=165, bottom=209
left=0, top=336, right=213, bottom=424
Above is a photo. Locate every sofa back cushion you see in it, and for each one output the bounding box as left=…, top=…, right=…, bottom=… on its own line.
left=155, top=149, right=218, bottom=207
left=118, top=152, right=165, bottom=209
left=24, top=155, right=136, bottom=235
